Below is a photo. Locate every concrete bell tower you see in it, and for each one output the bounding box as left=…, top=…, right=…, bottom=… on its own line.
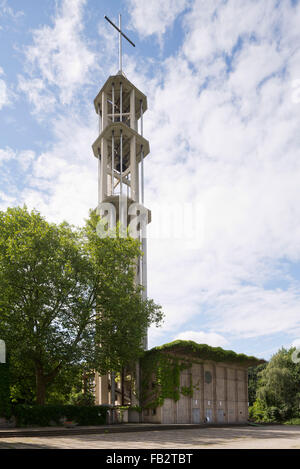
left=93, top=15, right=151, bottom=408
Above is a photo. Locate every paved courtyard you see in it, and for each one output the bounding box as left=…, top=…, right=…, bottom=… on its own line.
left=0, top=425, right=300, bottom=449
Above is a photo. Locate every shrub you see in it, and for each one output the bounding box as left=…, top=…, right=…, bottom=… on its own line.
left=68, top=391, right=95, bottom=407
left=266, top=406, right=281, bottom=423
left=284, top=418, right=300, bottom=425
left=13, top=404, right=109, bottom=427
left=249, top=400, right=293, bottom=423
left=0, top=362, right=11, bottom=418
left=249, top=399, right=267, bottom=422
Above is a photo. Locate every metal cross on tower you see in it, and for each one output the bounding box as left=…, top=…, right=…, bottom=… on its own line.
left=104, top=14, right=135, bottom=73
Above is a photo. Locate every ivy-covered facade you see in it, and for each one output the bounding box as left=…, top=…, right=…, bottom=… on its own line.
left=140, top=340, right=264, bottom=424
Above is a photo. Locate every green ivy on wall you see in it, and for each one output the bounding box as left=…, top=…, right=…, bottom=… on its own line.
left=140, top=351, right=193, bottom=408
left=150, top=340, right=263, bottom=366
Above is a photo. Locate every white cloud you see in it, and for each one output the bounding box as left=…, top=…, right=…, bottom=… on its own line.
left=181, top=0, right=284, bottom=63
left=0, top=147, right=15, bottom=163
left=18, top=77, right=56, bottom=115
left=18, top=150, right=35, bottom=171
left=0, top=68, right=10, bottom=110
left=204, top=286, right=300, bottom=339
left=0, top=0, right=24, bottom=21
left=0, top=79, right=9, bottom=109
left=128, top=0, right=189, bottom=38
left=136, top=0, right=300, bottom=349
left=18, top=0, right=95, bottom=111
left=0, top=147, right=35, bottom=210
left=291, top=338, right=300, bottom=349
left=20, top=110, right=98, bottom=225
left=0, top=147, right=35, bottom=168
left=174, top=330, right=229, bottom=348
left=0, top=190, right=16, bottom=211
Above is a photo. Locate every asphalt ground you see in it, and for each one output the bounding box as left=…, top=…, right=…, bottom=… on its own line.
left=0, top=424, right=299, bottom=449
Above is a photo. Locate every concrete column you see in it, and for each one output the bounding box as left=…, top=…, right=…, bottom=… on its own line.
left=94, top=371, right=100, bottom=405
left=100, top=375, right=109, bottom=404
left=111, top=372, right=115, bottom=406
left=130, top=88, right=136, bottom=130
left=98, top=148, right=102, bottom=207
left=101, top=138, right=108, bottom=200
left=245, top=369, right=249, bottom=420
left=107, top=173, right=112, bottom=197
left=200, top=363, right=205, bottom=422
left=174, top=397, right=177, bottom=424
left=130, top=136, right=139, bottom=201
left=131, top=362, right=141, bottom=423
left=131, top=362, right=140, bottom=406
left=188, top=372, right=192, bottom=423
left=224, top=367, right=229, bottom=424
left=141, top=235, right=148, bottom=351
left=98, top=104, right=102, bottom=134
left=235, top=369, right=239, bottom=423
left=101, top=91, right=108, bottom=130
left=212, top=364, right=217, bottom=423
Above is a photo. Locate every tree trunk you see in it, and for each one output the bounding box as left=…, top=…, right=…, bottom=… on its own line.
left=83, top=373, right=88, bottom=394
left=121, top=367, right=125, bottom=406
left=36, top=365, right=46, bottom=405
left=35, top=362, right=62, bottom=405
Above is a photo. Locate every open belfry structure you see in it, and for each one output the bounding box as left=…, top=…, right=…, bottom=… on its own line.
left=91, top=15, right=263, bottom=424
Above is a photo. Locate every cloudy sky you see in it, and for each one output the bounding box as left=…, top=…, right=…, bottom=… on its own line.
left=1, top=0, right=300, bottom=360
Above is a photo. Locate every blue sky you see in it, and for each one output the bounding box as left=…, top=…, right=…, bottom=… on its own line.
left=1, top=0, right=300, bottom=360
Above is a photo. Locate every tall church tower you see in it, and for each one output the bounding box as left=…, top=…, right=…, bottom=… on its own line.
left=93, top=15, right=150, bottom=407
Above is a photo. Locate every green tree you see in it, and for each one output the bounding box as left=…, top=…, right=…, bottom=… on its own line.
left=9, top=356, right=36, bottom=404
left=254, top=347, right=300, bottom=420
left=248, top=363, right=267, bottom=406
left=0, top=206, right=163, bottom=405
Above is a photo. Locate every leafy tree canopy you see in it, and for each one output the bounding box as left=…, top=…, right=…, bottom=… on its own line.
left=250, top=347, right=300, bottom=422
left=0, top=206, right=163, bottom=404
left=257, top=347, right=300, bottom=410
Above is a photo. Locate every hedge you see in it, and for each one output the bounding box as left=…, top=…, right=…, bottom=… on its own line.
left=0, top=362, right=11, bottom=418
left=13, top=404, right=109, bottom=427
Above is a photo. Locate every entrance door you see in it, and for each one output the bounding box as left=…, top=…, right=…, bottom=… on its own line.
left=205, top=408, right=213, bottom=423
left=192, top=408, right=201, bottom=424
left=217, top=409, right=225, bottom=423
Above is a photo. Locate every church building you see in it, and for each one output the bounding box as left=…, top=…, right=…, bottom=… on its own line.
left=91, top=15, right=263, bottom=425
left=140, top=340, right=263, bottom=425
